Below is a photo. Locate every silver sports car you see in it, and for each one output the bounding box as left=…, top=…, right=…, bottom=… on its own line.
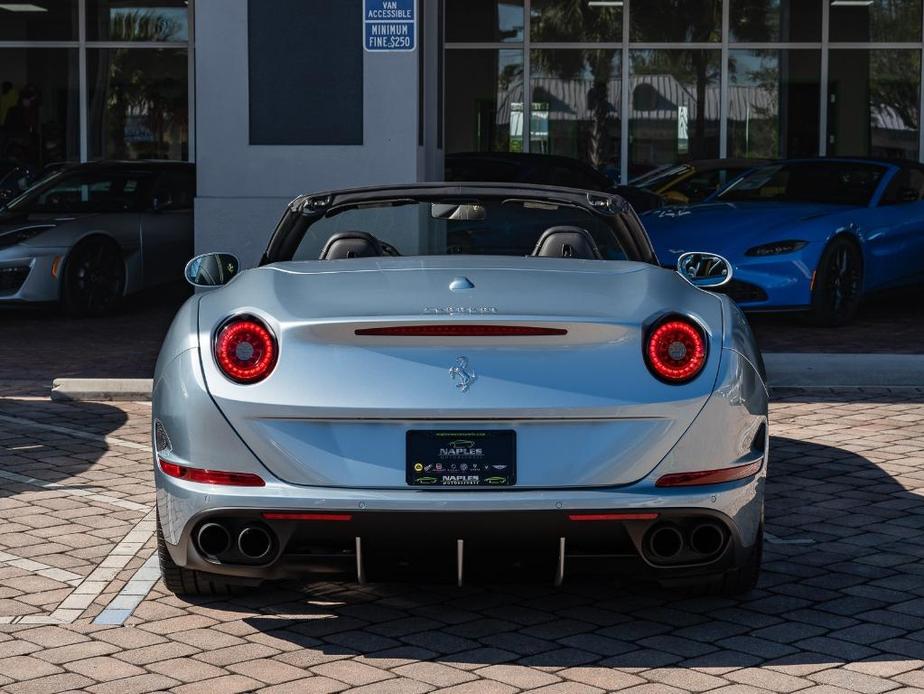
left=0, top=161, right=194, bottom=316
left=154, top=183, right=768, bottom=595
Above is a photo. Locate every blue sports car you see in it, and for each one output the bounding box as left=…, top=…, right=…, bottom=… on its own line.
left=641, top=158, right=924, bottom=325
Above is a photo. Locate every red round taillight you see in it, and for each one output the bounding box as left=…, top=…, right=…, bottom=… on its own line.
left=214, top=317, right=277, bottom=384
left=645, top=318, right=707, bottom=383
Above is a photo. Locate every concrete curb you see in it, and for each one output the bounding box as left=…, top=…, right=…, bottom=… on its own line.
left=51, top=378, right=153, bottom=402
left=47, top=354, right=924, bottom=401
left=763, top=353, right=924, bottom=388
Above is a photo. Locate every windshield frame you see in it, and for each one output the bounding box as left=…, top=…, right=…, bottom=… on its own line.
left=715, top=160, right=890, bottom=207
left=261, top=184, right=658, bottom=266
left=1, top=166, right=154, bottom=215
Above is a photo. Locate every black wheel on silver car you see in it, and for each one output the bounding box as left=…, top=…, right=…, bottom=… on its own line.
left=61, top=238, right=125, bottom=317
left=157, top=512, right=237, bottom=596
left=809, top=237, right=862, bottom=326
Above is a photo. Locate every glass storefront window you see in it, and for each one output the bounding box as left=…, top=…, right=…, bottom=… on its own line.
left=530, top=0, right=621, bottom=43
left=530, top=50, right=621, bottom=171
left=86, top=0, right=189, bottom=42
left=629, top=50, right=720, bottom=177
left=87, top=48, right=188, bottom=160
left=445, top=0, right=524, bottom=43
left=445, top=49, right=524, bottom=154
left=728, top=50, right=820, bottom=159
left=830, top=0, right=922, bottom=43
left=828, top=49, right=920, bottom=161
left=729, top=0, right=822, bottom=42
left=0, top=1, right=78, bottom=41
left=0, top=48, right=79, bottom=169
left=631, top=0, right=722, bottom=43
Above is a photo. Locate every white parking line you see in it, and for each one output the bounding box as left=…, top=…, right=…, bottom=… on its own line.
left=0, top=550, right=83, bottom=586
left=0, top=469, right=149, bottom=512
left=0, top=413, right=150, bottom=451
left=93, top=553, right=161, bottom=625
left=13, top=510, right=156, bottom=625
left=765, top=531, right=815, bottom=545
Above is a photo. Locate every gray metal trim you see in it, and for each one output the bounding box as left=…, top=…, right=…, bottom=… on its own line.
left=819, top=0, right=830, bottom=157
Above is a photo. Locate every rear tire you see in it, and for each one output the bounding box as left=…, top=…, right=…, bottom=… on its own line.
left=809, top=237, right=862, bottom=326
left=61, top=237, right=126, bottom=317
left=157, top=512, right=238, bottom=597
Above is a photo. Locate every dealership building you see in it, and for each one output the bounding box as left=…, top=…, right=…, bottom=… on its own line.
left=2, top=0, right=923, bottom=262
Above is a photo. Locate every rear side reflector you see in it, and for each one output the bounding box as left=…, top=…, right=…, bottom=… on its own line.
left=656, top=460, right=762, bottom=487
left=261, top=512, right=353, bottom=522
left=568, top=512, right=659, bottom=522
left=158, top=459, right=265, bottom=487
left=355, top=325, right=567, bottom=337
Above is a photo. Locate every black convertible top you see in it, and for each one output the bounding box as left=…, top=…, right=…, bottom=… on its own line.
left=260, top=183, right=658, bottom=266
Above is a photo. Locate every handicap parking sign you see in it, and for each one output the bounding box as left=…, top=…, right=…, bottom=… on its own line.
left=364, top=0, right=416, bottom=52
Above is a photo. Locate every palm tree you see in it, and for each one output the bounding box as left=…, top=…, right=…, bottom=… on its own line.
left=530, top=1, right=620, bottom=167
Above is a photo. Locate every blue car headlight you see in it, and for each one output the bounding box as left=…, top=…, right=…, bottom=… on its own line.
left=745, top=240, right=807, bottom=257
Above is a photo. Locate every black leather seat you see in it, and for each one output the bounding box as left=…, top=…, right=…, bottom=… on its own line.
left=319, top=231, right=385, bottom=260
left=531, top=226, right=602, bottom=260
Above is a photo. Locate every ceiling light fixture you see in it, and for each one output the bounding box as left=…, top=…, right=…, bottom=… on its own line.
left=830, top=0, right=875, bottom=6
left=588, top=1, right=624, bottom=6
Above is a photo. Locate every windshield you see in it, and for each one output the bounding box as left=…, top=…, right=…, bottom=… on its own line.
left=292, top=198, right=630, bottom=261
left=716, top=161, right=886, bottom=205
left=3, top=169, right=151, bottom=214
left=631, top=164, right=690, bottom=189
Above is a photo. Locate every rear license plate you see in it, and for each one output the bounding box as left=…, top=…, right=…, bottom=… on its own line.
left=406, top=430, right=516, bottom=487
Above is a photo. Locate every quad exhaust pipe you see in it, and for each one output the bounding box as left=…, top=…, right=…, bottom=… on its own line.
left=196, top=522, right=231, bottom=557
left=689, top=522, right=725, bottom=556
left=644, top=521, right=727, bottom=564
left=647, top=525, right=684, bottom=560
left=195, top=521, right=274, bottom=562
left=237, top=525, right=273, bottom=560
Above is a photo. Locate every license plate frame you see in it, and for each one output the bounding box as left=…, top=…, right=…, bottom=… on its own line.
left=406, top=430, right=516, bottom=487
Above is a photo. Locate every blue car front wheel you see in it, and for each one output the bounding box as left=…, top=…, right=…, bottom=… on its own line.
left=809, top=237, right=863, bottom=327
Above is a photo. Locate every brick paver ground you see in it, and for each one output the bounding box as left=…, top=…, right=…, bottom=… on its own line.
left=0, top=385, right=922, bottom=692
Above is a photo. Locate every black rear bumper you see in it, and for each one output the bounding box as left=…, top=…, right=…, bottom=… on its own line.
left=169, top=508, right=754, bottom=587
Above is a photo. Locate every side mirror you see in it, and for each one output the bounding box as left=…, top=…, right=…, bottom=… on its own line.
left=676, top=251, right=733, bottom=288
left=184, top=252, right=240, bottom=287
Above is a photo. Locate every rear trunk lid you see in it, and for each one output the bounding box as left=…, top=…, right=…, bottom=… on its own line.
left=197, top=257, right=724, bottom=489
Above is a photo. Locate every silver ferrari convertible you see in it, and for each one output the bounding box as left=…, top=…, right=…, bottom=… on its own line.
left=153, top=183, right=768, bottom=596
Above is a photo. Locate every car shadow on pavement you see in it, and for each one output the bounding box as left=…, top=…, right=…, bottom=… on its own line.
left=0, top=396, right=130, bottom=501
left=170, top=430, right=924, bottom=669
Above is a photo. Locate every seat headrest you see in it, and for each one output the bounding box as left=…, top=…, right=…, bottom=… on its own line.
left=319, top=231, right=385, bottom=260
left=531, top=226, right=602, bottom=260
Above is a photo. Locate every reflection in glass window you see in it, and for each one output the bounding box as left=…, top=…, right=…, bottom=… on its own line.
left=530, top=0, right=621, bottom=43
left=0, top=49, right=79, bottom=169
left=530, top=50, right=621, bottom=172
left=830, top=0, right=921, bottom=42
left=828, top=50, right=920, bottom=161
left=729, top=0, right=822, bottom=42
left=445, top=50, right=524, bottom=154
left=87, top=0, right=189, bottom=41
left=445, top=0, right=524, bottom=43
left=87, top=48, right=189, bottom=160
left=629, top=50, right=721, bottom=177
left=631, top=0, right=722, bottom=42
left=0, top=1, right=78, bottom=41
left=728, top=50, right=820, bottom=159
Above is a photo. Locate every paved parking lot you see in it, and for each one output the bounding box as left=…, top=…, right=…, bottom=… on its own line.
left=0, top=386, right=922, bottom=693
